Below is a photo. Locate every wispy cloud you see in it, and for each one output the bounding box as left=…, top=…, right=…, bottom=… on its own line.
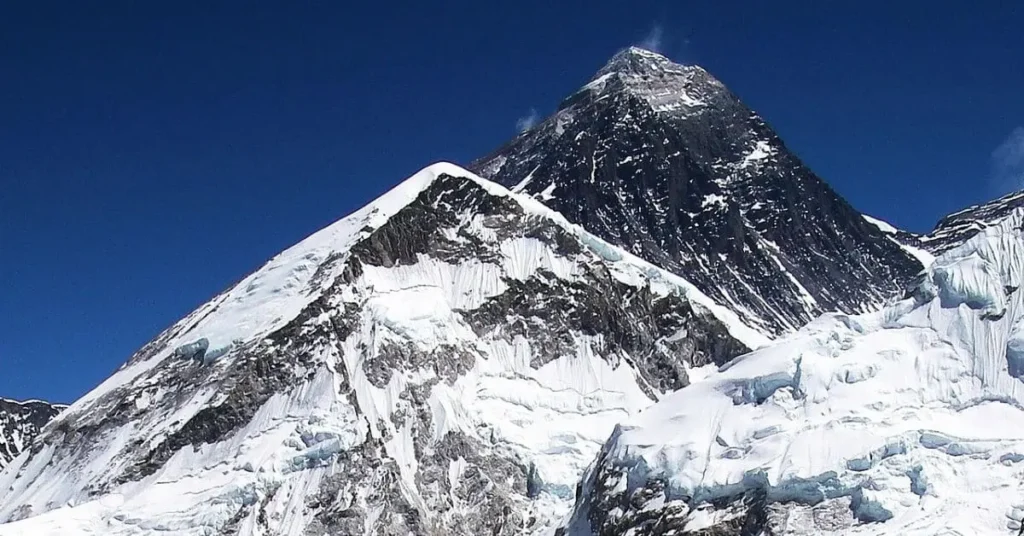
left=515, top=108, right=540, bottom=133
left=992, top=127, right=1024, bottom=193
left=640, top=25, right=664, bottom=53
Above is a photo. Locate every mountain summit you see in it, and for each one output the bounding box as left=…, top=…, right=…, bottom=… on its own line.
left=472, top=48, right=923, bottom=335
left=592, top=46, right=675, bottom=77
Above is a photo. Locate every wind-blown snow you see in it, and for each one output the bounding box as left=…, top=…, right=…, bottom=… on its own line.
left=566, top=208, right=1024, bottom=535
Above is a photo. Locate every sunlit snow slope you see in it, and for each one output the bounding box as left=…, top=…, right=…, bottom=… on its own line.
left=0, top=163, right=765, bottom=536
left=564, top=208, right=1024, bottom=535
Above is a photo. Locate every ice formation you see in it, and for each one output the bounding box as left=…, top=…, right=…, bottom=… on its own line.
left=564, top=209, right=1024, bottom=535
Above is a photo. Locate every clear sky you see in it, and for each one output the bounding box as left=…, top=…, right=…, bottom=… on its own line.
left=2, top=1, right=1021, bottom=403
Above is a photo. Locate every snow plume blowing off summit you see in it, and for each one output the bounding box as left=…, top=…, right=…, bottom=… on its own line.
left=993, top=127, right=1024, bottom=195
left=0, top=163, right=762, bottom=535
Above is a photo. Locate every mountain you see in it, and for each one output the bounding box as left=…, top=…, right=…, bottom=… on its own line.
left=471, top=47, right=923, bottom=336
left=0, top=163, right=765, bottom=535
left=561, top=206, right=1024, bottom=535
left=0, top=46, right=994, bottom=536
left=0, top=399, right=64, bottom=470
left=921, top=189, right=1024, bottom=254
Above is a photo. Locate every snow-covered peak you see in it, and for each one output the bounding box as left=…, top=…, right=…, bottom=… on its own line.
left=70, top=162, right=534, bottom=409
left=0, top=162, right=762, bottom=535
left=861, top=214, right=900, bottom=235
left=618, top=45, right=667, bottom=60
left=582, top=48, right=720, bottom=116
left=0, top=398, right=65, bottom=409
left=53, top=159, right=766, bottom=422
left=564, top=207, right=1024, bottom=535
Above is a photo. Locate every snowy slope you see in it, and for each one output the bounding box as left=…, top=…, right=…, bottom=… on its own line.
left=0, top=399, right=64, bottom=471
left=861, top=214, right=935, bottom=268
left=563, top=207, right=1024, bottom=535
left=0, top=163, right=764, bottom=535
left=472, top=47, right=923, bottom=336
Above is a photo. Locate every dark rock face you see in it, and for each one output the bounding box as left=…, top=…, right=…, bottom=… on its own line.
left=463, top=265, right=747, bottom=395
left=0, top=398, right=64, bottom=469
left=471, top=47, right=922, bottom=335
left=117, top=344, right=309, bottom=483
left=921, top=189, right=1024, bottom=254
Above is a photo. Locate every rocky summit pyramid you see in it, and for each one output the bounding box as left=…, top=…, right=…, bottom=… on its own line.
left=0, top=163, right=764, bottom=535
left=471, top=47, right=924, bottom=336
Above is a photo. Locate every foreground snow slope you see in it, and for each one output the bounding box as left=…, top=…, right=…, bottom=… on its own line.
left=0, top=163, right=764, bottom=536
left=565, top=208, right=1024, bottom=535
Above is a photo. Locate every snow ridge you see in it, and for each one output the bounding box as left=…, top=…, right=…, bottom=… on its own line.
left=862, top=214, right=936, bottom=268
left=566, top=208, right=1024, bottom=535
left=922, top=189, right=1024, bottom=254
left=0, top=163, right=759, bottom=535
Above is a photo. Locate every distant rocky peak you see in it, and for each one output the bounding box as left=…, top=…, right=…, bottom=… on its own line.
left=472, top=48, right=923, bottom=338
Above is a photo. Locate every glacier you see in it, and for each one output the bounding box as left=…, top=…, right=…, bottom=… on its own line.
left=563, top=208, right=1024, bottom=535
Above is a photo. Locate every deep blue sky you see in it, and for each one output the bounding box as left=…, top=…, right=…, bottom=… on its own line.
left=2, top=2, right=1021, bottom=403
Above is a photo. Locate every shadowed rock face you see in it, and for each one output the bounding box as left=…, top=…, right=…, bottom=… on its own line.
left=0, top=398, right=64, bottom=469
left=463, top=265, right=747, bottom=395
left=472, top=47, right=922, bottom=336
